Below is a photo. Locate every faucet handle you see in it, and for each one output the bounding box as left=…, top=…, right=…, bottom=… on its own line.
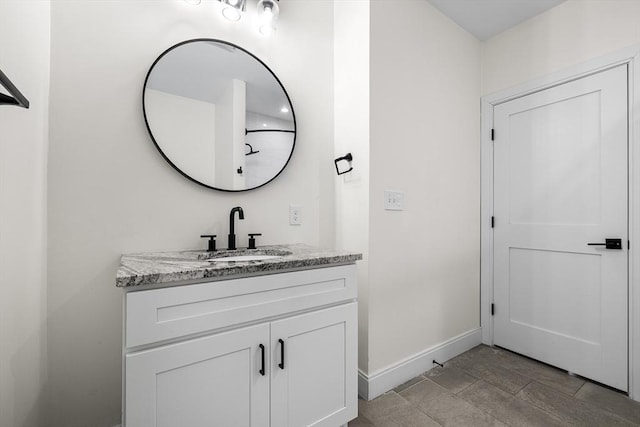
left=248, top=233, right=262, bottom=250
left=200, top=234, right=217, bottom=252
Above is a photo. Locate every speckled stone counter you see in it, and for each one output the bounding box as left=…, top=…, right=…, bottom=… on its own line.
left=116, top=243, right=362, bottom=288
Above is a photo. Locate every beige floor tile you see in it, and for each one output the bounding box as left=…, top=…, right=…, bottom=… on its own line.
left=356, top=346, right=640, bottom=427
left=375, top=406, right=441, bottom=427
left=400, top=378, right=506, bottom=426
left=488, top=346, right=585, bottom=396
left=574, top=382, right=640, bottom=425
left=348, top=415, right=376, bottom=426
left=425, top=365, right=479, bottom=394
left=358, top=392, right=411, bottom=423
left=459, top=380, right=565, bottom=427
left=447, top=354, right=531, bottom=395
left=518, top=381, right=636, bottom=426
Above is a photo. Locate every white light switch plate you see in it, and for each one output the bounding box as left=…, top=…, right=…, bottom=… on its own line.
left=289, top=205, right=302, bottom=225
left=384, top=191, right=405, bottom=211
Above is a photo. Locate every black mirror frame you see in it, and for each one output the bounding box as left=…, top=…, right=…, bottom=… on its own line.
left=0, top=68, right=30, bottom=108
left=142, top=38, right=296, bottom=193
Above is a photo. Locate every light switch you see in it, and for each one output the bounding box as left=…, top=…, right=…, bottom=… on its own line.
left=384, top=191, right=405, bottom=211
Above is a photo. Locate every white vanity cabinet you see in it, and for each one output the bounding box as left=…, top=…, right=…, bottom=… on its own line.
left=126, top=323, right=270, bottom=427
left=270, top=303, right=357, bottom=427
left=123, top=264, right=358, bottom=427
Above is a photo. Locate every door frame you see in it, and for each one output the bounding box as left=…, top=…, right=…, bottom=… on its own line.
left=480, top=45, right=640, bottom=401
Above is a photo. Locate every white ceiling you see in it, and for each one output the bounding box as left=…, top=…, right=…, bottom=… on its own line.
left=427, top=0, right=567, bottom=41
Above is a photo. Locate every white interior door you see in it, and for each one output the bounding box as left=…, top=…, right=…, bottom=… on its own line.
left=493, top=64, right=628, bottom=391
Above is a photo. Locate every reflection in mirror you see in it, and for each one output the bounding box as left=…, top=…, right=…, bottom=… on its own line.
left=143, top=39, right=295, bottom=191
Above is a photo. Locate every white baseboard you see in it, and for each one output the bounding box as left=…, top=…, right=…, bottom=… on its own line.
left=358, top=328, right=482, bottom=400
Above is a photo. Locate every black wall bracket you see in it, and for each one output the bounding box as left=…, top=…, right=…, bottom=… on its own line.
left=334, top=153, right=353, bottom=176
left=0, top=68, right=29, bottom=108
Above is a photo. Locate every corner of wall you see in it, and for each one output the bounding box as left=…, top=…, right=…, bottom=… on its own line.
left=333, top=0, right=371, bottom=378
left=0, top=1, right=51, bottom=426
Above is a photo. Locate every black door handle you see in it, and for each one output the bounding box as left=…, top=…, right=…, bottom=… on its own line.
left=588, top=238, right=622, bottom=249
left=259, top=344, right=265, bottom=376
left=278, top=339, right=285, bottom=370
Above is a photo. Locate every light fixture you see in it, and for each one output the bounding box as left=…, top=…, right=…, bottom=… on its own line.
left=186, top=0, right=280, bottom=36
left=220, top=0, right=247, bottom=21
left=257, top=0, right=279, bottom=35
left=281, top=106, right=289, bottom=113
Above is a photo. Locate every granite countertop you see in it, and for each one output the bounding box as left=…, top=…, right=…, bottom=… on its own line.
left=116, top=243, right=362, bottom=288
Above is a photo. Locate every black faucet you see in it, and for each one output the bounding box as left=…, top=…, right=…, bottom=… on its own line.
left=228, top=206, right=244, bottom=250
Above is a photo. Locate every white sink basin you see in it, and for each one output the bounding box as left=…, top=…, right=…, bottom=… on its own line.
left=209, top=255, right=283, bottom=262
left=198, top=248, right=292, bottom=262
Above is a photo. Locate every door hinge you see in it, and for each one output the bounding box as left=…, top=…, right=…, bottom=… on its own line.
left=491, top=129, right=495, bottom=141
left=491, top=216, right=495, bottom=228
left=629, top=240, right=631, bottom=250
left=491, top=303, right=495, bottom=316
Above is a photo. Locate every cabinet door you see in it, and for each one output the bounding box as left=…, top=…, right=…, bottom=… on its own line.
left=125, top=323, right=269, bottom=427
left=271, top=303, right=357, bottom=427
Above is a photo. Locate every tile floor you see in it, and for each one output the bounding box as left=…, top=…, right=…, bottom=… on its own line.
left=350, top=344, right=640, bottom=426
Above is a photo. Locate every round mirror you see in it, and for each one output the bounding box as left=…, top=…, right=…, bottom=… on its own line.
left=143, top=39, right=296, bottom=192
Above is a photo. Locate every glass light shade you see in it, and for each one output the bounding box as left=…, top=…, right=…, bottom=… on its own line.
left=257, top=0, right=279, bottom=23
left=219, top=0, right=246, bottom=21
left=222, top=7, right=242, bottom=21
left=257, top=0, right=278, bottom=36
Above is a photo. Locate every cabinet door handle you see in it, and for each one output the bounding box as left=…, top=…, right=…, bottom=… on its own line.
left=259, top=344, right=265, bottom=376
left=278, top=339, right=285, bottom=370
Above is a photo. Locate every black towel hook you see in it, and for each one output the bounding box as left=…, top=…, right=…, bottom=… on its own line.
left=334, top=153, right=353, bottom=176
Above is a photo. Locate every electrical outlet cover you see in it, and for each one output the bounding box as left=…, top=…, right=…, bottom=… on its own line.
left=289, top=205, right=302, bottom=225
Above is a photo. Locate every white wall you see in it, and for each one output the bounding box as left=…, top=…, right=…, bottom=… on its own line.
left=334, top=0, right=481, bottom=390
left=482, top=0, right=640, bottom=95
left=334, top=0, right=371, bottom=374
left=47, top=1, right=335, bottom=425
left=145, top=89, right=217, bottom=185
left=368, top=0, right=481, bottom=374
left=0, top=1, right=50, bottom=427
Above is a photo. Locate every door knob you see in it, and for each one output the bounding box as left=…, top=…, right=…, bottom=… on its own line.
left=587, top=238, right=622, bottom=249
